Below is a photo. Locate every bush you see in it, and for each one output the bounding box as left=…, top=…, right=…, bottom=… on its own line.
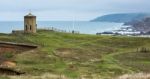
left=139, top=47, right=150, bottom=53
left=2, top=52, right=14, bottom=59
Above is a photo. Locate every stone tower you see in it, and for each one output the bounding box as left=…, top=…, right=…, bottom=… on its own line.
left=24, top=13, right=37, bottom=33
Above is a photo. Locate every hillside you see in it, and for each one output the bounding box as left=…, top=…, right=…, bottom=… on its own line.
left=91, top=13, right=149, bottom=23
left=0, top=30, right=150, bottom=79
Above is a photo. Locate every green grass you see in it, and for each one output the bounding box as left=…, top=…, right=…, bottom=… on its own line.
left=0, top=30, right=150, bottom=79
left=0, top=76, right=10, bottom=79
left=114, top=51, right=150, bottom=72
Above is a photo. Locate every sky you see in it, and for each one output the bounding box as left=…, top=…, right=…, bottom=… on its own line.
left=0, top=0, right=150, bottom=21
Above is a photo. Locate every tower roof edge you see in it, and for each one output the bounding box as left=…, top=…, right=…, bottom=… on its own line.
left=25, top=13, right=36, bottom=17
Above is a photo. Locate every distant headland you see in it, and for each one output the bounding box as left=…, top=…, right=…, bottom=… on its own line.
left=92, top=13, right=150, bottom=36
left=91, top=13, right=150, bottom=23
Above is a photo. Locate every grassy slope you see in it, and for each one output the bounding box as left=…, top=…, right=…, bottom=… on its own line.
left=0, top=30, right=150, bottom=79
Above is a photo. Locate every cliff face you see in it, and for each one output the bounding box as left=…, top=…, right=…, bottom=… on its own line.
left=132, top=17, right=150, bottom=33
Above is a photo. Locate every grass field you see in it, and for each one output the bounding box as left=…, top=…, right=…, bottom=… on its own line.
left=0, top=30, right=150, bottom=79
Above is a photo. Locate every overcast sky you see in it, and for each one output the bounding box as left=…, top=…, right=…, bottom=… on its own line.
left=0, top=0, right=150, bottom=21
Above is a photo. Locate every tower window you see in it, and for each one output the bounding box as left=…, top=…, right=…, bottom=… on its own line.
left=26, top=25, right=28, bottom=31
left=30, top=25, right=32, bottom=30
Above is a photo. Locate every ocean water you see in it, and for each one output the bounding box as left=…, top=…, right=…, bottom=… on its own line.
left=0, top=21, right=123, bottom=34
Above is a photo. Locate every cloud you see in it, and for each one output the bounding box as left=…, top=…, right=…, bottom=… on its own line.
left=0, top=0, right=149, bottom=21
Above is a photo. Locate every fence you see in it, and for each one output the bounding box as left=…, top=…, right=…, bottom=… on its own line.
left=38, top=27, right=80, bottom=34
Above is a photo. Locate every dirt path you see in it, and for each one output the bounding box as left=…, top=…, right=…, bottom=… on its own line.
left=117, top=73, right=150, bottom=79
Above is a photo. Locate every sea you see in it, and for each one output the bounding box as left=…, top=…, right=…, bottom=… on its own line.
left=0, top=21, right=124, bottom=34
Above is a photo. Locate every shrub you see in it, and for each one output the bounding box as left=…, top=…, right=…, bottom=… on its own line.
left=2, top=52, right=14, bottom=59
left=139, top=47, right=150, bottom=53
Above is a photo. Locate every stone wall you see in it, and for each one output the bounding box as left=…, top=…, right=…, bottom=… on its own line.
left=0, top=42, right=38, bottom=53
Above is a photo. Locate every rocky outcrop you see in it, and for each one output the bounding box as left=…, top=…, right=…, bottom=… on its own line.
left=131, top=17, right=150, bottom=33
